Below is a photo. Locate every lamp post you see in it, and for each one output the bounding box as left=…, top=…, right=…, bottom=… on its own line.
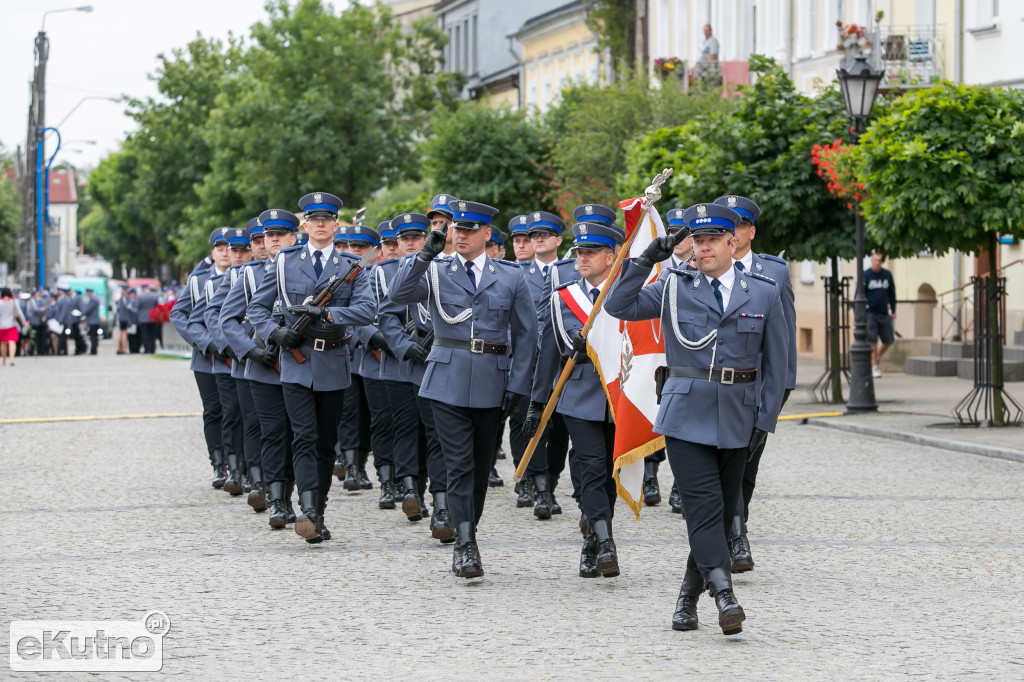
left=837, top=55, right=883, bottom=413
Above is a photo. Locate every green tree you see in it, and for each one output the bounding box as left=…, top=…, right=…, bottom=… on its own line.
left=0, top=149, right=20, bottom=266
left=853, top=82, right=1024, bottom=424
left=421, top=100, right=549, bottom=220
left=585, top=0, right=636, bottom=78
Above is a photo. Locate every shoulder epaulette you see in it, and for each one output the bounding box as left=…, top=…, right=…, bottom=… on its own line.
left=209, top=271, right=224, bottom=280
left=758, top=253, right=787, bottom=265
left=493, top=258, right=519, bottom=268
left=554, top=257, right=575, bottom=266
left=553, top=280, right=575, bottom=291
left=434, top=254, right=454, bottom=262
left=667, top=266, right=697, bottom=278
left=746, top=271, right=777, bottom=285
left=279, top=246, right=302, bottom=254
left=377, top=257, right=398, bottom=266
left=192, top=268, right=210, bottom=277
left=229, top=262, right=248, bottom=272
left=339, top=252, right=360, bottom=261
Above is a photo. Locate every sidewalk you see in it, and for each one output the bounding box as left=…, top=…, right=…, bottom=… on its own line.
left=788, top=359, right=1024, bottom=464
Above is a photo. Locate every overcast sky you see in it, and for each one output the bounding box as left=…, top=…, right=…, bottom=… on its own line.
left=1, top=0, right=275, bottom=172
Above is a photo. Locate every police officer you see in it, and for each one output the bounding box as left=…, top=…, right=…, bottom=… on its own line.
left=389, top=199, right=538, bottom=578
left=247, top=193, right=375, bottom=544
left=605, top=202, right=787, bottom=635
left=713, top=194, right=796, bottom=573
left=116, top=288, right=137, bottom=354
left=169, top=228, right=231, bottom=487
left=486, top=227, right=507, bottom=260
left=52, top=288, right=71, bottom=355
left=377, top=211, right=453, bottom=542
left=135, top=285, right=160, bottom=354
left=224, top=209, right=300, bottom=529
left=525, top=220, right=626, bottom=577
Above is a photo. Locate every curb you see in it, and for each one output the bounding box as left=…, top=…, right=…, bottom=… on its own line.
left=806, top=418, right=1024, bottom=465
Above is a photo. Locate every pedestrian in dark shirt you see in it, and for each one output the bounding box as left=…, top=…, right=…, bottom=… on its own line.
left=865, top=251, right=896, bottom=378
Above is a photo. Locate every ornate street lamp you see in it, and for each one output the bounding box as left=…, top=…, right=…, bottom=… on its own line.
left=836, top=56, right=883, bottom=412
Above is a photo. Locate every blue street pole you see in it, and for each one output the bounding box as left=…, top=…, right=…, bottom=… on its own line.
left=35, top=126, right=61, bottom=287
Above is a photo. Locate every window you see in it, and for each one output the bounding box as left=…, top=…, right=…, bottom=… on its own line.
left=977, top=0, right=999, bottom=26
left=472, top=14, right=478, bottom=74
left=800, top=260, right=815, bottom=285
left=454, top=25, right=461, bottom=71
left=463, top=19, right=470, bottom=74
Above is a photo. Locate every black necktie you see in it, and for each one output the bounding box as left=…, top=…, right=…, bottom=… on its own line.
left=736, top=261, right=745, bottom=271
left=313, top=250, right=323, bottom=278
left=542, top=265, right=550, bottom=281
left=712, top=278, right=724, bottom=313
left=466, top=261, right=476, bottom=288
left=590, top=287, right=600, bottom=304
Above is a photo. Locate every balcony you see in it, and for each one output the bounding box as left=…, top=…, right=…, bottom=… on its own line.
left=852, top=25, right=946, bottom=91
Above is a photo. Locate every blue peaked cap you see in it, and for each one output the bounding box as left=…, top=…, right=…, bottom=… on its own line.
left=713, top=195, right=761, bottom=223
left=572, top=221, right=625, bottom=250
left=298, top=191, right=343, bottom=217
left=683, top=203, right=741, bottom=235
left=258, top=208, right=300, bottom=233
left=572, top=203, right=617, bottom=226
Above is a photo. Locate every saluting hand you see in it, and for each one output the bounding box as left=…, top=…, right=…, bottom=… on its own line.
left=418, top=226, right=448, bottom=261
left=636, top=229, right=688, bottom=269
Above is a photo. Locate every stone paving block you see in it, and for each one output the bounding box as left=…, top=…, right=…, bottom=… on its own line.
left=906, top=356, right=958, bottom=377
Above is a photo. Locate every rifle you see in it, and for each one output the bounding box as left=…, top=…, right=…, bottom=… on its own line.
left=288, top=246, right=377, bottom=365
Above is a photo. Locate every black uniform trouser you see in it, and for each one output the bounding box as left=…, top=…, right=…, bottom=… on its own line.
left=430, top=400, right=502, bottom=529
left=193, top=371, right=222, bottom=455
left=337, top=374, right=370, bottom=455
left=383, top=380, right=420, bottom=480
left=282, top=383, right=343, bottom=496
left=562, top=415, right=617, bottom=523
left=236, top=379, right=263, bottom=472
left=71, top=323, right=86, bottom=354
left=128, top=329, right=142, bottom=353
left=88, top=324, right=100, bottom=354
left=249, top=381, right=294, bottom=483
left=139, top=322, right=157, bottom=353
left=33, top=325, right=48, bottom=355
left=547, top=413, right=572, bottom=486
left=362, top=376, right=395, bottom=471
left=416, top=394, right=447, bottom=493
left=736, top=436, right=768, bottom=521
left=665, top=437, right=746, bottom=579
left=215, top=373, right=244, bottom=462
left=508, top=398, right=548, bottom=476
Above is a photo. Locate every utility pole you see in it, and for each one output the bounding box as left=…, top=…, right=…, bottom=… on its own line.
left=17, top=30, right=48, bottom=290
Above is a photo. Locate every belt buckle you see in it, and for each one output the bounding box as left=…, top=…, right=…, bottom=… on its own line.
left=313, top=338, right=326, bottom=352
left=470, top=338, right=485, bottom=354
left=720, top=367, right=735, bottom=385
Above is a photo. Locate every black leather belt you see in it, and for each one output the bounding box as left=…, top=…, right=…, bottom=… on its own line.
left=301, top=335, right=350, bottom=352
left=666, top=366, right=757, bottom=384
left=434, top=337, right=509, bottom=355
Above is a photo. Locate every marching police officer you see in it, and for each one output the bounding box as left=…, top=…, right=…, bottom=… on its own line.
left=247, top=193, right=375, bottom=544
left=170, top=228, right=231, bottom=487
left=605, top=202, right=787, bottom=635
left=713, top=194, right=796, bottom=573
left=81, top=288, right=102, bottom=355
left=389, top=199, right=538, bottom=578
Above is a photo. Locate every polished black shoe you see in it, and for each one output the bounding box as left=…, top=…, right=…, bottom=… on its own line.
left=247, top=466, right=267, bottom=512
left=579, top=533, right=600, bottom=578
left=342, top=449, right=360, bottom=492
left=358, top=467, right=372, bottom=490
left=669, top=482, right=683, bottom=515
left=267, top=481, right=288, bottom=529
left=284, top=480, right=297, bottom=524
left=592, top=520, right=619, bottom=578
left=377, top=465, right=396, bottom=509
left=453, top=522, right=483, bottom=578
left=550, top=478, right=563, bottom=514
left=241, top=472, right=252, bottom=494
left=496, top=446, right=506, bottom=460
left=400, top=476, right=422, bottom=522
left=532, top=475, right=552, bottom=520
left=223, top=454, right=243, bottom=496
left=643, top=460, right=661, bottom=506
left=488, top=466, right=504, bottom=488
left=707, top=568, right=745, bottom=635
left=430, top=492, right=455, bottom=543
left=210, top=449, right=227, bottom=489
left=730, top=516, right=754, bottom=572
left=294, top=490, right=322, bottom=543
left=316, top=493, right=331, bottom=541
left=515, top=479, right=534, bottom=508
left=671, top=570, right=704, bottom=631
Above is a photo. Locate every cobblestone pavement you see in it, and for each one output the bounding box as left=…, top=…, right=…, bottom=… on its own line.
left=2, top=348, right=1023, bottom=679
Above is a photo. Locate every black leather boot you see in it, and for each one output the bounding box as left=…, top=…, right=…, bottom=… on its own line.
left=453, top=521, right=483, bottom=578
left=669, top=481, right=683, bottom=515
left=294, top=490, right=322, bottom=543
left=516, top=478, right=534, bottom=508
left=496, top=445, right=506, bottom=460
left=342, top=449, right=360, bottom=491
left=488, top=465, right=504, bottom=487
left=241, top=454, right=252, bottom=493
left=643, top=460, right=661, bottom=506
left=358, top=451, right=372, bottom=490
left=730, top=515, right=754, bottom=572
left=316, top=493, right=331, bottom=541
left=377, top=464, right=395, bottom=509
left=579, top=512, right=590, bottom=539
left=707, top=568, right=745, bottom=635
left=532, top=474, right=552, bottom=520
left=210, top=449, right=227, bottom=489
left=417, top=479, right=429, bottom=518
left=549, top=477, right=562, bottom=514
left=401, top=476, right=422, bottom=521
left=333, top=444, right=345, bottom=481
left=592, top=519, right=619, bottom=578
left=267, top=481, right=287, bottom=529
left=247, top=465, right=267, bottom=512
left=579, top=532, right=600, bottom=578
left=671, top=569, right=704, bottom=631
left=223, top=454, right=243, bottom=495
left=430, top=492, right=455, bottom=543
left=284, top=480, right=297, bottom=524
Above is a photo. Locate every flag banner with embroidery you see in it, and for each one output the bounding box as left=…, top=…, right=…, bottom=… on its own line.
left=608, top=197, right=668, bottom=519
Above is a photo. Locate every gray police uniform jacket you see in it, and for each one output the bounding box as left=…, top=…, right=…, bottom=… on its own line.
left=532, top=281, right=613, bottom=422
left=169, top=268, right=215, bottom=374
left=52, top=297, right=70, bottom=327
left=744, top=252, right=796, bottom=390
left=206, top=263, right=250, bottom=379
left=388, top=253, right=538, bottom=408
left=221, top=259, right=281, bottom=387
left=82, top=297, right=101, bottom=326
left=135, top=292, right=158, bottom=324
left=362, top=258, right=407, bottom=382
left=605, top=260, right=788, bottom=450
left=191, top=272, right=231, bottom=375
left=62, top=294, right=83, bottom=326
left=27, top=297, right=46, bottom=326
left=348, top=261, right=384, bottom=380
left=377, top=255, right=434, bottom=387
left=246, top=245, right=375, bottom=392
left=117, top=297, right=138, bottom=326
